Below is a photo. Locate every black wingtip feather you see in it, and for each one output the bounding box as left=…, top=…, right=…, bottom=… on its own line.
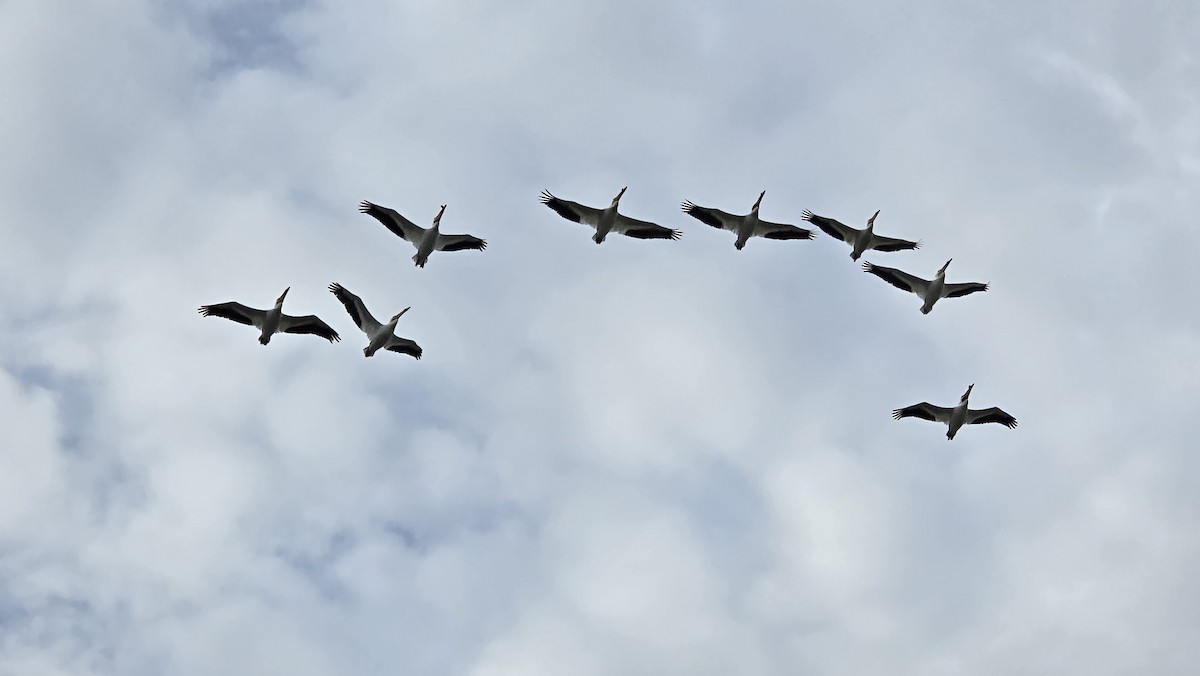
left=680, top=202, right=723, bottom=229
left=762, top=228, right=816, bottom=241
left=328, top=283, right=364, bottom=329
left=387, top=343, right=423, bottom=359
left=540, top=191, right=582, bottom=223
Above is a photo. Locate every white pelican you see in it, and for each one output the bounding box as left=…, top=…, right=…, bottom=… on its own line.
left=681, top=191, right=814, bottom=250
left=862, top=259, right=987, bottom=314
left=802, top=209, right=919, bottom=260
left=328, top=283, right=422, bottom=359
left=540, top=187, right=681, bottom=243
left=198, top=287, right=340, bottom=344
left=893, top=384, right=1017, bottom=440
left=359, top=201, right=486, bottom=268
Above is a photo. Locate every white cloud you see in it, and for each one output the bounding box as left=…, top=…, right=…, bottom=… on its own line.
left=3, top=0, right=1200, bottom=673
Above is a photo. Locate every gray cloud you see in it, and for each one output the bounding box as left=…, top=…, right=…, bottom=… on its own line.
left=2, top=0, right=1199, bottom=674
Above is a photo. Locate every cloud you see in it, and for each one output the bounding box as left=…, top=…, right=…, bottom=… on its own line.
left=3, top=0, right=1200, bottom=674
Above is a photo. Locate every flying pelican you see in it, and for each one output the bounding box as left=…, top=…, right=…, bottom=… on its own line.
left=893, top=384, right=1017, bottom=440
left=359, top=201, right=486, bottom=268
left=862, top=259, right=988, bottom=314
left=681, top=191, right=814, bottom=250
left=328, top=283, right=422, bottom=359
left=539, top=187, right=681, bottom=243
left=802, top=209, right=920, bottom=260
left=198, top=287, right=340, bottom=345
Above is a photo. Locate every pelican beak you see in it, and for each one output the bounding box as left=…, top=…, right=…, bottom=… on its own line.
left=938, top=258, right=952, bottom=275
left=434, top=205, right=447, bottom=224
left=962, top=383, right=974, bottom=400
left=868, top=210, right=880, bottom=226
left=276, top=287, right=290, bottom=304
left=615, top=186, right=627, bottom=202
left=391, top=307, right=411, bottom=322
left=753, top=190, right=765, bottom=210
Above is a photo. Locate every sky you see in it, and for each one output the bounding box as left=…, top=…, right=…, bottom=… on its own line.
left=1, top=0, right=1199, bottom=673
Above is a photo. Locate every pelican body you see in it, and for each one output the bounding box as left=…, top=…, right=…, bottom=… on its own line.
left=922, top=260, right=950, bottom=314
left=540, top=187, right=681, bottom=243
left=892, top=384, right=1018, bottom=440
left=802, top=209, right=920, bottom=260
left=862, top=258, right=988, bottom=314
left=413, top=206, right=444, bottom=268
left=198, top=287, right=340, bottom=345
left=259, top=289, right=287, bottom=343
left=682, top=191, right=814, bottom=250
left=593, top=187, right=624, bottom=243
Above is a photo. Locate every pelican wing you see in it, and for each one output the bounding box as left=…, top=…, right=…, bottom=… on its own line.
left=359, top=200, right=426, bottom=243
left=385, top=336, right=423, bottom=359
left=681, top=201, right=740, bottom=232
left=967, top=407, right=1017, bottom=429
left=198, top=302, right=266, bottom=329
left=540, top=190, right=604, bottom=227
left=614, top=214, right=681, bottom=240
left=758, top=220, right=815, bottom=241
left=943, top=281, right=989, bottom=298
left=869, top=234, right=921, bottom=253
left=437, top=233, right=488, bottom=251
left=892, top=402, right=954, bottom=423
left=801, top=210, right=857, bottom=242
left=862, top=262, right=930, bottom=296
left=328, top=283, right=381, bottom=335
left=279, top=314, right=340, bottom=342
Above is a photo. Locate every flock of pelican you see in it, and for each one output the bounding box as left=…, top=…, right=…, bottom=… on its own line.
left=199, top=188, right=1016, bottom=440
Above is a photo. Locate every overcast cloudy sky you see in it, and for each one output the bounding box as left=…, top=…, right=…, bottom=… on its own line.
left=2, top=0, right=1199, bottom=673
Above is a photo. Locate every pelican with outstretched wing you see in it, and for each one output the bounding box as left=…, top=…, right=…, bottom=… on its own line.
left=328, top=283, right=422, bottom=359
left=681, top=191, right=814, bottom=250
left=862, top=259, right=988, bottom=314
left=893, top=384, right=1017, bottom=440
left=540, top=187, right=681, bottom=244
left=359, top=201, right=486, bottom=268
left=199, top=287, right=340, bottom=345
left=802, top=209, right=919, bottom=260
